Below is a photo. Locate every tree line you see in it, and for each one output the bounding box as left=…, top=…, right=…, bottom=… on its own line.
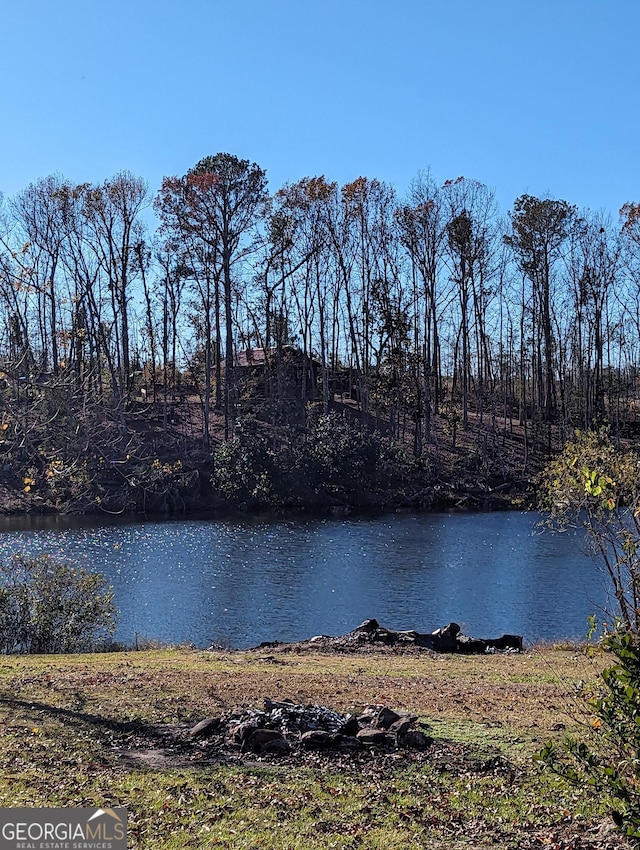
left=1, top=152, right=640, bottom=464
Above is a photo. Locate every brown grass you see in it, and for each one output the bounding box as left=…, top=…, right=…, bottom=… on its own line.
left=0, top=645, right=626, bottom=850
left=0, top=644, right=602, bottom=738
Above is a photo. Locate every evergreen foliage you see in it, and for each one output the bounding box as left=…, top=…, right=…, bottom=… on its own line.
left=210, top=413, right=424, bottom=510
left=0, top=554, right=116, bottom=653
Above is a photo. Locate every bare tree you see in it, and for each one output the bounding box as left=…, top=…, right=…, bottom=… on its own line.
left=443, top=177, right=500, bottom=431
left=156, top=154, right=269, bottom=442
left=505, top=195, right=576, bottom=427
left=81, top=173, right=149, bottom=411
left=396, top=171, right=446, bottom=444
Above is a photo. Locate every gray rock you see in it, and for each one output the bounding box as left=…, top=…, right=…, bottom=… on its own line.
left=357, top=705, right=384, bottom=726
left=431, top=622, right=461, bottom=651
left=355, top=618, right=379, bottom=633
left=210, top=699, right=431, bottom=757
left=250, top=728, right=288, bottom=753
left=396, top=630, right=420, bottom=643
left=300, top=729, right=335, bottom=748
left=261, top=737, right=291, bottom=755
left=389, top=717, right=414, bottom=737
left=404, top=729, right=432, bottom=750
left=338, top=714, right=359, bottom=736
left=188, top=716, right=223, bottom=738
left=373, top=707, right=402, bottom=729
left=356, top=727, right=394, bottom=747
left=333, top=734, right=362, bottom=750
left=227, top=719, right=259, bottom=746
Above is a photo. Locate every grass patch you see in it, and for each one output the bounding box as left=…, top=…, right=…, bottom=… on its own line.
left=0, top=646, right=627, bottom=849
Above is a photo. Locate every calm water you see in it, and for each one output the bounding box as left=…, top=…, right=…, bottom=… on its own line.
left=0, top=512, right=608, bottom=648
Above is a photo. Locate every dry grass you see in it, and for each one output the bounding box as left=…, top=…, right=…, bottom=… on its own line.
left=0, top=645, right=628, bottom=849
left=0, top=644, right=599, bottom=731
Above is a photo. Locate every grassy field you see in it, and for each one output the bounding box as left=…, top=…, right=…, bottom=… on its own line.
left=0, top=645, right=630, bottom=849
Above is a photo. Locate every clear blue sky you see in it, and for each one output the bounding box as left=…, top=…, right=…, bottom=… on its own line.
left=1, top=0, right=638, bottom=218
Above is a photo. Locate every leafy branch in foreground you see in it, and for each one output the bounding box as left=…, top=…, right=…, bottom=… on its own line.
left=538, top=427, right=640, bottom=631
left=538, top=429, right=640, bottom=841
left=0, top=554, right=117, bottom=653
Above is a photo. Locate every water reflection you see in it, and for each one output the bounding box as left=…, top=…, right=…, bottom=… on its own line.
left=0, top=512, right=606, bottom=648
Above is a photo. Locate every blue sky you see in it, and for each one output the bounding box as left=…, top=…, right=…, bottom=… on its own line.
left=1, top=0, right=638, bottom=219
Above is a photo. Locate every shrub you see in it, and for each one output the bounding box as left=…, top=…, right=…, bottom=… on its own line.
left=296, top=412, right=422, bottom=503
left=538, top=627, right=640, bottom=841
left=211, top=417, right=279, bottom=508
left=538, top=428, right=640, bottom=842
left=539, top=427, right=640, bottom=631
left=0, top=554, right=117, bottom=654
left=210, top=412, right=426, bottom=509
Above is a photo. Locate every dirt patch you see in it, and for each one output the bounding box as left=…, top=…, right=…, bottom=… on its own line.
left=115, top=716, right=507, bottom=776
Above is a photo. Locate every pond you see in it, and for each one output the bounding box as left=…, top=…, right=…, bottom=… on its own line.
left=0, top=511, right=607, bottom=649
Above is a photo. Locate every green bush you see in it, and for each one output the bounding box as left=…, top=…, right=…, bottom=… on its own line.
left=210, top=412, right=425, bottom=509
left=538, top=627, right=640, bottom=841
left=538, top=428, right=640, bottom=842
left=296, top=412, right=421, bottom=503
left=539, top=427, right=640, bottom=632
left=0, top=554, right=117, bottom=654
left=211, top=417, right=279, bottom=508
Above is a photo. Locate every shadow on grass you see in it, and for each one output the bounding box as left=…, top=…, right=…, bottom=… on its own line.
left=0, top=693, right=178, bottom=745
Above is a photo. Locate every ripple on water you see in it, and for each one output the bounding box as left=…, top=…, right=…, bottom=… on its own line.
left=0, top=513, right=605, bottom=648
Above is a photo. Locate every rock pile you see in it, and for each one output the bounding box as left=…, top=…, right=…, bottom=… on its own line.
left=253, top=620, right=523, bottom=655
left=346, top=619, right=524, bottom=653
left=290, top=619, right=523, bottom=654
left=189, top=698, right=433, bottom=756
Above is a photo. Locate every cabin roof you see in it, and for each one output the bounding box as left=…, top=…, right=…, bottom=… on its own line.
left=229, top=346, right=322, bottom=368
